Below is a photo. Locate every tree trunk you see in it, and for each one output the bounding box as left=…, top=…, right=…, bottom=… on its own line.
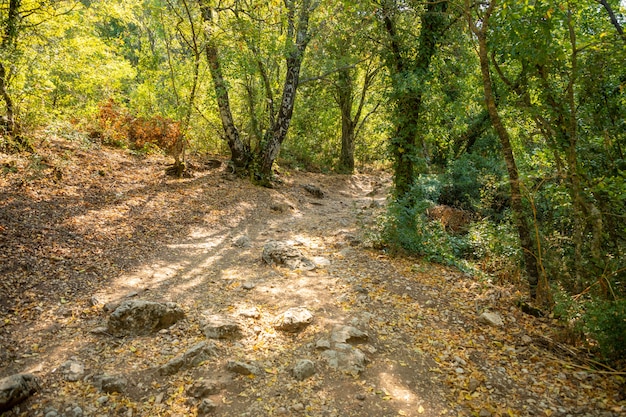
left=337, top=67, right=356, bottom=173
left=0, top=0, right=20, bottom=143
left=472, top=4, right=542, bottom=301
left=254, top=0, right=316, bottom=185
left=382, top=0, right=448, bottom=199
left=198, top=2, right=250, bottom=170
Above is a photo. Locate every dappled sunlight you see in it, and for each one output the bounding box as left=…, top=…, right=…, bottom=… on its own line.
left=377, top=371, right=422, bottom=413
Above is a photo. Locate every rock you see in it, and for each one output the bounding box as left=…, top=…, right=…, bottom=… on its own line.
left=273, top=307, right=314, bottom=333
left=238, top=307, right=260, bottom=319
left=159, top=342, right=217, bottom=376
left=270, top=203, right=292, bottom=213
left=197, top=398, right=217, bottom=415
left=468, top=377, right=481, bottom=392
left=232, top=235, right=251, bottom=248
left=330, top=325, right=368, bottom=344
left=242, top=282, right=256, bottom=290
left=312, top=257, right=331, bottom=267
left=355, top=393, right=366, bottom=401
left=303, top=184, right=325, bottom=198
left=187, top=379, right=222, bottom=398
left=478, top=311, right=504, bottom=327
left=0, top=373, right=40, bottom=412
left=262, top=241, right=315, bottom=270
left=321, top=344, right=367, bottom=375
left=95, top=375, right=127, bottom=394
left=89, top=326, right=109, bottom=335
left=226, top=361, right=260, bottom=376
left=292, top=403, right=305, bottom=412
left=202, top=315, right=241, bottom=339
left=107, top=300, right=185, bottom=337
left=315, top=339, right=331, bottom=350
left=60, top=360, right=85, bottom=382
left=292, top=360, right=316, bottom=381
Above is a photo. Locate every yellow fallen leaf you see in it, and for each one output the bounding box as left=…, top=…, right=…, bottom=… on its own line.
left=398, top=411, right=407, bottom=416
left=382, top=395, right=392, bottom=401
left=418, top=405, right=425, bottom=413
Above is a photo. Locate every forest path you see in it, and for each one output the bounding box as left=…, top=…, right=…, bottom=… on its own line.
left=0, top=138, right=623, bottom=416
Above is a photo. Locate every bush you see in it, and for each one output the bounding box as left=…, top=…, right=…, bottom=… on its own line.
left=374, top=181, right=473, bottom=273
left=584, top=299, right=626, bottom=362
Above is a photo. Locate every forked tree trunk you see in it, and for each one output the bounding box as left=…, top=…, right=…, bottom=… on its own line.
left=254, top=0, right=316, bottom=185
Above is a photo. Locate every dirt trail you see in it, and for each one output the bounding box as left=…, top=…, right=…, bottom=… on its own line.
left=0, top=140, right=623, bottom=417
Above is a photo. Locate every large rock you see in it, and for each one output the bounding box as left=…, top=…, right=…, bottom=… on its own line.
left=273, top=307, right=314, bottom=333
left=94, top=374, right=128, bottom=394
left=330, top=325, right=368, bottom=344
left=0, top=373, right=41, bottom=412
left=202, top=315, right=241, bottom=339
left=321, top=344, right=367, bottom=376
left=159, top=342, right=217, bottom=376
left=478, top=311, right=504, bottom=327
left=262, top=241, right=315, bottom=270
left=107, top=300, right=185, bottom=337
left=226, top=361, right=260, bottom=376
left=60, top=360, right=85, bottom=382
left=292, top=360, right=316, bottom=381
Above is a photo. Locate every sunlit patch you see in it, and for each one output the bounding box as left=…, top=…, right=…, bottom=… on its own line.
left=378, top=371, right=419, bottom=405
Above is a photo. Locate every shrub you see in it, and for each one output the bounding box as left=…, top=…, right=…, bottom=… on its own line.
left=584, top=299, right=626, bottom=362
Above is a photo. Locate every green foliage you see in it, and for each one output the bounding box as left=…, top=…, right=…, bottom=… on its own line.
left=374, top=180, right=473, bottom=273
left=584, top=299, right=626, bottom=362
left=466, top=213, right=521, bottom=280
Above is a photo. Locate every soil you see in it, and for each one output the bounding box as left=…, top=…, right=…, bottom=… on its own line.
left=0, top=137, right=624, bottom=417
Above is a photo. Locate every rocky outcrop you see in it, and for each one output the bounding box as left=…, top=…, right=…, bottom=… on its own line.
left=262, top=241, right=315, bottom=270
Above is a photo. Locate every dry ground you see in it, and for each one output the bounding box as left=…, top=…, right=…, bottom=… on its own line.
left=0, top=137, right=624, bottom=417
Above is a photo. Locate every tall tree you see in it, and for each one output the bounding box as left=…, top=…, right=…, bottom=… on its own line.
left=198, top=1, right=249, bottom=170
left=466, top=0, right=543, bottom=301
left=379, top=0, right=449, bottom=198
left=253, top=0, right=318, bottom=185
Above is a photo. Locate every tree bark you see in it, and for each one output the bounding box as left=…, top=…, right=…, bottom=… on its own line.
left=254, top=0, right=316, bottom=185
left=470, top=1, right=541, bottom=300
left=382, top=0, right=448, bottom=199
left=337, top=67, right=356, bottom=173
left=198, top=2, right=250, bottom=170
left=0, top=0, right=20, bottom=141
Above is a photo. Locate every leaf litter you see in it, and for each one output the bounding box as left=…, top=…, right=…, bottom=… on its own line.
left=0, top=137, right=624, bottom=416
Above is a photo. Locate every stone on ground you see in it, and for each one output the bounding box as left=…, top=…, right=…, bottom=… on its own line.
left=0, top=373, right=41, bottom=412
left=330, top=325, right=368, bottom=344
left=60, top=360, right=85, bottom=382
left=321, top=343, right=367, bottom=376
left=94, top=374, right=127, bottom=394
left=273, top=307, right=314, bottom=333
left=202, top=314, right=241, bottom=339
left=478, top=311, right=504, bottom=327
left=262, top=241, right=315, bottom=270
left=292, top=360, right=316, bottom=381
left=107, top=300, right=185, bottom=337
left=159, top=341, right=217, bottom=375
left=226, top=361, right=260, bottom=376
